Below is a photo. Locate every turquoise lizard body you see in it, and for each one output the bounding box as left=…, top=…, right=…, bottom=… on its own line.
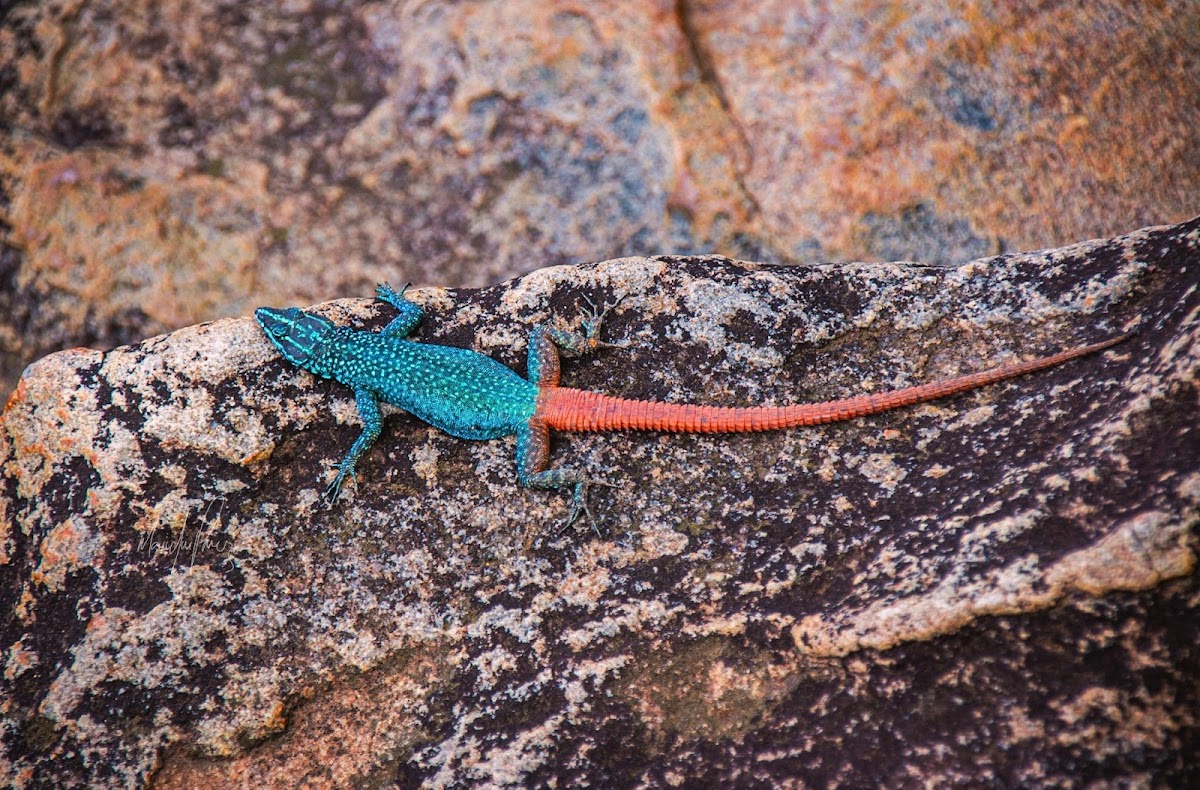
left=256, top=284, right=1125, bottom=525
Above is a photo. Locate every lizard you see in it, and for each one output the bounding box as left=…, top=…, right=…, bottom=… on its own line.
left=255, top=283, right=1128, bottom=525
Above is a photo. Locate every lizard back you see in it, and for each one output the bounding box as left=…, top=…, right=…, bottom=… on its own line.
left=326, top=330, right=539, bottom=440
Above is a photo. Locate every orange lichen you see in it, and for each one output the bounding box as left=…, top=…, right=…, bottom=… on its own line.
left=2, top=378, right=28, bottom=414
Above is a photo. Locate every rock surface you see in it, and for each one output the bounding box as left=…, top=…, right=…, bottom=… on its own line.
left=1, top=218, right=1198, bottom=786
left=3, top=1, right=1198, bottom=396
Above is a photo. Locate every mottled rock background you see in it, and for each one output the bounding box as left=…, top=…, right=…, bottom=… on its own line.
left=1, top=219, right=1198, bottom=785
left=2, top=1, right=1198, bottom=398
left=2, top=1, right=1199, bottom=786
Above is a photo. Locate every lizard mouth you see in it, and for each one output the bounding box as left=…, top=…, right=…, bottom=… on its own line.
left=254, top=306, right=337, bottom=368
left=254, top=307, right=289, bottom=336
left=255, top=306, right=314, bottom=364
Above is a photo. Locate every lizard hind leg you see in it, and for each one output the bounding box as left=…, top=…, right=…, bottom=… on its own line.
left=526, top=325, right=562, bottom=387
left=516, top=419, right=616, bottom=533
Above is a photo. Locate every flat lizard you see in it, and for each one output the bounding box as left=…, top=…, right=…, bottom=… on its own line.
left=256, top=284, right=1127, bottom=524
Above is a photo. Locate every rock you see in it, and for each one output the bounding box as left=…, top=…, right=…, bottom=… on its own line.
left=1, top=218, right=1197, bottom=786
left=3, top=2, right=1199, bottom=398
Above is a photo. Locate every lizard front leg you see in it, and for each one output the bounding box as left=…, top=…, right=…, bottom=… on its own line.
left=374, top=282, right=425, bottom=338
left=325, top=386, right=383, bottom=503
left=526, top=295, right=625, bottom=387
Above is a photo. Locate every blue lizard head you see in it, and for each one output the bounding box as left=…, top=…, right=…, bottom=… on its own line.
left=255, top=307, right=336, bottom=373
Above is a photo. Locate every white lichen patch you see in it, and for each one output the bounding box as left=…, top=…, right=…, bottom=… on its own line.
left=192, top=666, right=292, bottom=756
left=143, top=386, right=273, bottom=465
left=640, top=526, right=689, bottom=559
left=789, top=541, right=827, bottom=562
left=94, top=421, right=150, bottom=495
left=335, top=631, right=384, bottom=671
left=157, top=463, right=187, bottom=488
left=683, top=612, right=748, bottom=637
left=1093, top=302, right=1200, bottom=449
left=923, top=463, right=951, bottom=478
left=561, top=599, right=682, bottom=651
left=32, top=515, right=104, bottom=592
left=959, top=404, right=997, bottom=426
left=504, top=258, right=666, bottom=315
left=227, top=512, right=280, bottom=563
left=449, top=713, right=565, bottom=788
left=467, top=606, right=542, bottom=646
left=957, top=510, right=1040, bottom=564
left=857, top=452, right=907, bottom=492
left=1179, top=471, right=1200, bottom=502
left=409, top=442, right=442, bottom=488
left=675, top=279, right=787, bottom=370
left=474, top=646, right=518, bottom=686
left=1048, top=684, right=1188, bottom=752
left=560, top=654, right=629, bottom=714
left=0, top=490, right=9, bottom=566
left=792, top=510, right=1196, bottom=657
left=4, top=638, right=38, bottom=682
left=555, top=565, right=611, bottom=609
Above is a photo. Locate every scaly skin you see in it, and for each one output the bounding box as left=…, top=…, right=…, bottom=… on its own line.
left=256, top=284, right=1128, bottom=526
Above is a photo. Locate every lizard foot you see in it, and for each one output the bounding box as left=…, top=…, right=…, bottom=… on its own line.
left=323, top=465, right=358, bottom=506
left=562, top=477, right=621, bottom=535
left=579, top=295, right=629, bottom=350
left=375, top=281, right=411, bottom=306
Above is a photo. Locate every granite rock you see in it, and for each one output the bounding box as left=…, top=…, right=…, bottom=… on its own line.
left=1, top=218, right=1197, bottom=786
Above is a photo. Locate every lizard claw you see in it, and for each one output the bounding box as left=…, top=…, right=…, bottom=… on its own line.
left=561, top=493, right=598, bottom=536
left=560, top=476, right=621, bottom=535
left=578, top=295, right=607, bottom=335
left=323, top=466, right=357, bottom=506
left=578, top=295, right=629, bottom=351
left=375, top=281, right=411, bottom=303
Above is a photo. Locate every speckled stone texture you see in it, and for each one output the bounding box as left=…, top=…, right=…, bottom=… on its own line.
left=2, top=1, right=1198, bottom=397
left=1, top=218, right=1197, bottom=786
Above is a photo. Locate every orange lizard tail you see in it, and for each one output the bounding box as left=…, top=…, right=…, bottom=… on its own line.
left=535, top=334, right=1129, bottom=433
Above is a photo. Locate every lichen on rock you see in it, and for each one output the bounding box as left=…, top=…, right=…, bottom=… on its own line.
left=1, top=218, right=1197, bottom=786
